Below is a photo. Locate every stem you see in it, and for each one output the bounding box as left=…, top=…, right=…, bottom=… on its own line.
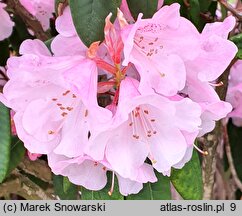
left=218, top=0, right=242, bottom=21
left=202, top=58, right=237, bottom=199
left=5, top=0, right=49, bottom=41
left=0, top=169, right=54, bottom=200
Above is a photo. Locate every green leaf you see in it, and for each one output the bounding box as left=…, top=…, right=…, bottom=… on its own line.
left=0, top=102, right=11, bottom=183
left=170, top=151, right=203, bottom=200
left=127, top=0, right=158, bottom=19
left=69, top=0, right=121, bottom=47
left=199, top=0, right=212, bottom=11
left=236, top=49, right=242, bottom=59
left=230, top=34, right=242, bottom=59
left=53, top=175, right=78, bottom=199
left=81, top=172, right=124, bottom=200
left=189, top=0, right=201, bottom=28
left=7, top=137, right=26, bottom=175
left=126, top=171, right=171, bottom=200
left=227, top=121, right=242, bottom=181
left=9, top=15, right=34, bottom=52
left=0, top=39, right=10, bottom=66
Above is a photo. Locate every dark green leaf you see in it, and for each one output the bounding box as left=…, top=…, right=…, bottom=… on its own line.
left=69, top=0, right=121, bottom=47
left=126, top=171, right=171, bottom=200
left=127, top=0, right=158, bottom=19
left=81, top=172, right=124, bottom=200
left=0, top=39, right=9, bottom=66
left=0, top=102, right=11, bottom=183
left=189, top=0, right=201, bottom=28
left=7, top=137, right=26, bottom=175
left=170, top=151, right=203, bottom=200
left=198, top=0, right=211, bottom=11
left=9, top=15, right=34, bottom=52
left=53, top=175, right=78, bottom=199
left=230, top=34, right=242, bottom=59
left=227, top=121, right=242, bottom=181
left=236, top=49, right=242, bottom=59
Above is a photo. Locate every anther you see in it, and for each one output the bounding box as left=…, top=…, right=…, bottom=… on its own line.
left=52, top=98, right=57, bottom=101
left=85, top=110, right=88, bottom=117
left=66, top=107, right=73, bottom=111
left=63, top=90, right=70, bottom=96
left=61, top=112, right=68, bottom=117
left=48, top=130, right=54, bottom=135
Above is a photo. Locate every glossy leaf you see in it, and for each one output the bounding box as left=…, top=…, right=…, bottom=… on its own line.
left=189, top=0, right=201, bottom=29
left=81, top=172, right=124, bottom=200
left=0, top=39, right=9, bottom=66
left=69, top=0, right=121, bottom=47
left=0, top=102, right=11, bottom=183
left=170, top=151, right=203, bottom=200
left=7, top=137, right=26, bottom=175
left=227, top=121, right=242, bottom=181
left=230, top=33, right=242, bottom=59
left=127, top=0, right=158, bottom=19
left=53, top=175, right=78, bottom=199
left=126, top=171, right=171, bottom=200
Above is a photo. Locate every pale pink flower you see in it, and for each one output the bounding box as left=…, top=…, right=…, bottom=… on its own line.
left=86, top=78, right=202, bottom=178
left=51, top=6, right=87, bottom=57
left=0, top=2, right=14, bottom=41
left=19, top=0, right=54, bottom=31
left=227, top=60, right=242, bottom=126
left=0, top=39, right=111, bottom=157
left=48, top=152, right=157, bottom=196
left=118, top=3, right=200, bottom=96
left=183, top=16, right=236, bottom=135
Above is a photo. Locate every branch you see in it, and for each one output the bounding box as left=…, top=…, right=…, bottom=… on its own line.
left=18, top=157, right=52, bottom=183
left=218, top=0, right=242, bottom=21
left=0, top=169, right=55, bottom=200
left=223, top=124, right=242, bottom=191
left=6, top=0, right=49, bottom=41
left=202, top=58, right=237, bottom=199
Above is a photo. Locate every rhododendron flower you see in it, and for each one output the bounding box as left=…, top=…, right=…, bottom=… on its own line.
left=0, top=2, right=14, bottom=41
left=87, top=78, right=202, bottom=178
left=227, top=60, right=242, bottom=126
left=48, top=152, right=157, bottom=196
left=20, top=0, right=54, bottom=30
left=0, top=39, right=111, bottom=156
left=182, top=16, right=236, bottom=135
left=118, top=3, right=200, bottom=96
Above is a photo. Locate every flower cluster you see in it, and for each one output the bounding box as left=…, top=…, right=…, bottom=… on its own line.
left=0, top=3, right=237, bottom=195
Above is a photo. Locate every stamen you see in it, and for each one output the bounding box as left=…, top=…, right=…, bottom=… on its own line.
left=209, top=81, right=223, bottom=87
left=72, top=94, right=77, bottom=98
left=193, top=143, right=208, bottom=155
left=48, top=130, right=54, bottom=135
left=131, top=111, right=139, bottom=139
left=52, top=98, right=57, bottom=101
left=108, top=172, right=115, bottom=196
